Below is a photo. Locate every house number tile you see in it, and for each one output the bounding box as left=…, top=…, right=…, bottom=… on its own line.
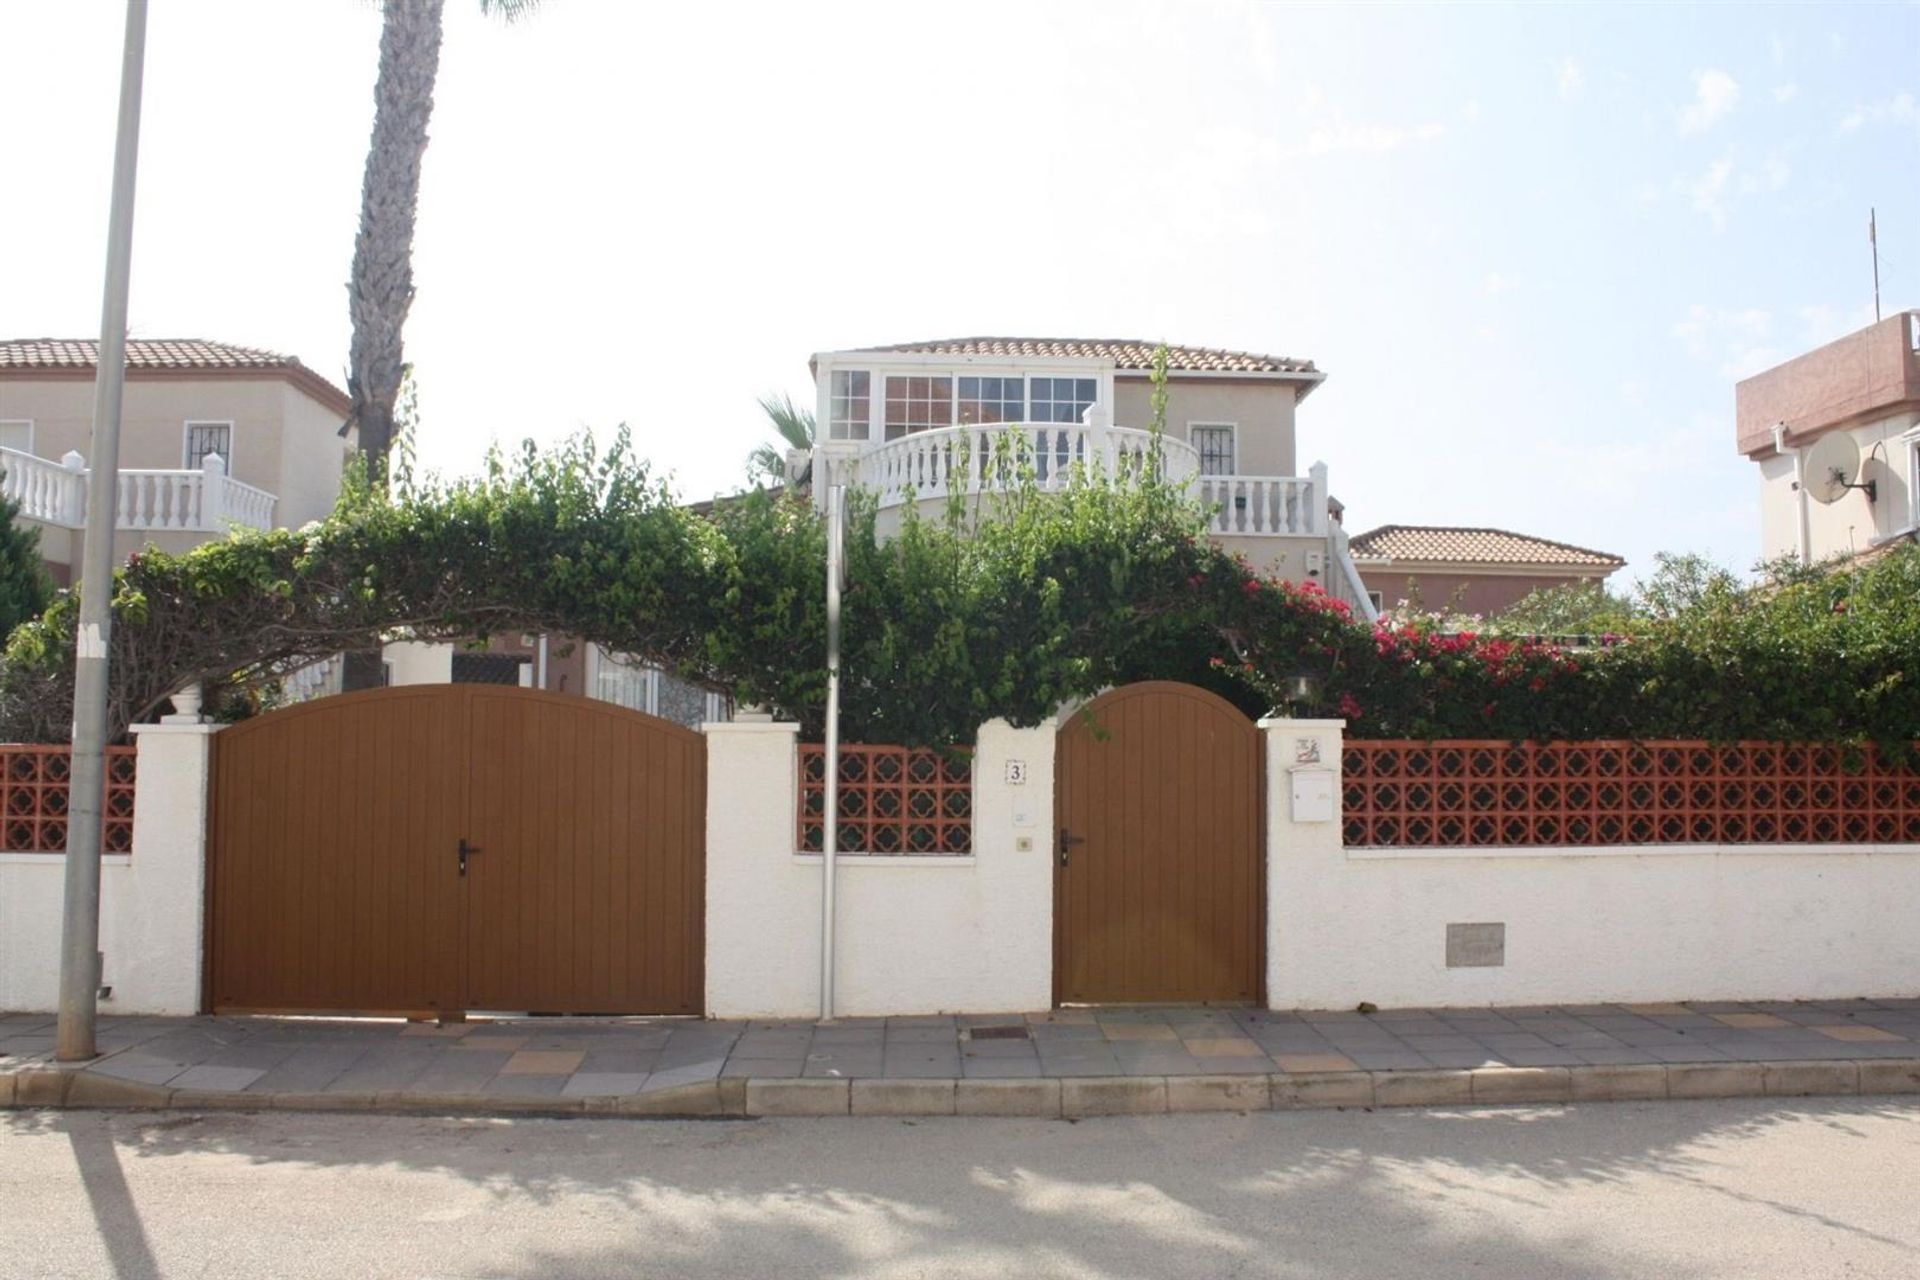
left=1005, top=760, right=1027, bottom=785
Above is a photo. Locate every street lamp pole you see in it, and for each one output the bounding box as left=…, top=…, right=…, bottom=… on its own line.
left=819, top=480, right=844, bottom=1022
left=57, top=0, right=149, bottom=1063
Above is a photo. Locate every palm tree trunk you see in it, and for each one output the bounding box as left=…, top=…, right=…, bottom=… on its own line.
left=348, top=0, right=446, bottom=482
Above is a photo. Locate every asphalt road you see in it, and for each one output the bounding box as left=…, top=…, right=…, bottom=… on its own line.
left=3, top=1098, right=1917, bottom=1279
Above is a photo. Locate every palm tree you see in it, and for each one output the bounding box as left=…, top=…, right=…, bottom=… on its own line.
left=346, top=0, right=538, bottom=481
left=746, top=392, right=816, bottom=487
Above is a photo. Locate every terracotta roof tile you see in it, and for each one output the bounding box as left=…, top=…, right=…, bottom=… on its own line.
left=848, top=337, right=1318, bottom=376
left=0, top=338, right=349, bottom=415
left=1349, top=525, right=1625, bottom=569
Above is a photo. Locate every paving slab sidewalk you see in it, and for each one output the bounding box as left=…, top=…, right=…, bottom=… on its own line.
left=4, top=1000, right=1918, bottom=1118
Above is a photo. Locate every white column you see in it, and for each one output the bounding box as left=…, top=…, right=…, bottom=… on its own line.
left=809, top=441, right=864, bottom=512
left=703, top=719, right=811, bottom=1017
left=1259, top=716, right=1345, bottom=1010
left=199, top=451, right=228, bottom=529
left=1307, top=460, right=1329, bottom=535
left=108, top=720, right=222, bottom=1014
left=59, top=450, right=87, bottom=525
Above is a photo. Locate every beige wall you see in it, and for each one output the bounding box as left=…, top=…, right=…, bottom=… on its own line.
left=1212, top=533, right=1325, bottom=587
left=1756, top=410, right=1918, bottom=563
left=1111, top=376, right=1299, bottom=477
left=276, top=383, right=353, bottom=527
left=0, top=377, right=288, bottom=492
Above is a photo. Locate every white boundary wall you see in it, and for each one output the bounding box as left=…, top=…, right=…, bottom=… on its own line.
left=705, top=717, right=1054, bottom=1018
left=0, top=723, right=217, bottom=1015
left=1264, top=719, right=1920, bottom=1009
left=9, top=701, right=1917, bottom=1020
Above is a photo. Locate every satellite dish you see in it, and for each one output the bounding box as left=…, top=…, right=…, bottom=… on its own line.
left=1803, top=432, right=1863, bottom=505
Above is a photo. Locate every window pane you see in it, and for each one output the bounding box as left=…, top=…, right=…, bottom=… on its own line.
left=1193, top=426, right=1235, bottom=475
left=185, top=423, right=231, bottom=469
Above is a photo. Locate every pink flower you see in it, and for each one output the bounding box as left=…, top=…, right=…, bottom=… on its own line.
left=1338, top=693, right=1364, bottom=719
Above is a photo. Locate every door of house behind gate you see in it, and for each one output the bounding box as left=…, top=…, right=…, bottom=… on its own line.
left=206, top=685, right=705, bottom=1015
left=1054, top=682, right=1263, bottom=1004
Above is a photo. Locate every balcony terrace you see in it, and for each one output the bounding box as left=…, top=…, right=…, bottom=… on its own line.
left=1, top=446, right=275, bottom=534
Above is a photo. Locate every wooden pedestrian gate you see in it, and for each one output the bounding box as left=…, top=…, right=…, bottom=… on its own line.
left=1054, top=682, right=1263, bottom=1004
left=206, top=685, right=705, bottom=1016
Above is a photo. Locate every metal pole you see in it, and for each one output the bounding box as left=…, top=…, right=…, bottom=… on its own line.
left=57, top=0, right=148, bottom=1063
left=820, top=481, right=843, bottom=1022
left=1870, top=208, right=1881, bottom=323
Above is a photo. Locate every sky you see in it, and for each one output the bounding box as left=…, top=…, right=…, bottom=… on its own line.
left=3, top=1, right=1917, bottom=583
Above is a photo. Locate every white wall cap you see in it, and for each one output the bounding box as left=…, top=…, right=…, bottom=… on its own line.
left=128, top=722, right=225, bottom=737
left=702, top=721, right=800, bottom=735
left=1255, top=717, right=1347, bottom=730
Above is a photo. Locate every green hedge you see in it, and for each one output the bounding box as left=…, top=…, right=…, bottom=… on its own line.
left=2, top=431, right=1915, bottom=750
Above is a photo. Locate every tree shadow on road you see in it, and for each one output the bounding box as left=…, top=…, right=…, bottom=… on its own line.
left=5, top=1097, right=1918, bottom=1279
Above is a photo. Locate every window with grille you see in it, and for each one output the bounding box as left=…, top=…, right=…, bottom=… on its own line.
left=957, top=376, right=1024, bottom=425
left=1192, top=424, right=1236, bottom=476
left=1029, top=377, right=1096, bottom=424
left=883, top=375, right=954, bottom=440
left=829, top=370, right=870, bottom=440
left=184, top=421, right=232, bottom=469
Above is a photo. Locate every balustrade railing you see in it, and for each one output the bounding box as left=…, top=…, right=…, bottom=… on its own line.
left=0, top=446, right=274, bottom=533
left=0, top=448, right=82, bottom=525
left=1199, top=474, right=1321, bottom=535
left=117, top=469, right=207, bottom=530
left=855, top=423, right=1200, bottom=509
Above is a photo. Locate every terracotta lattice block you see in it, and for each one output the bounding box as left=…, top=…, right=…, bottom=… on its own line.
left=798, top=744, right=970, bottom=855
left=0, top=745, right=136, bottom=854
left=1343, top=739, right=1919, bottom=850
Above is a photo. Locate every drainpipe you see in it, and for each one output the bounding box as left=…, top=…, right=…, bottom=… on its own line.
left=1773, top=422, right=1810, bottom=567
left=535, top=633, right=548, bottom=690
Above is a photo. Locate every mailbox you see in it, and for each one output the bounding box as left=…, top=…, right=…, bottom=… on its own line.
left=1290, top=767, right=1335, bottom=823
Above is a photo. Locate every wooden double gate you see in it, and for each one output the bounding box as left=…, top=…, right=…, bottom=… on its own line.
left=206, top=685, right=705, bottom=1016
left=1055, top=683, right=1265, bottom=1005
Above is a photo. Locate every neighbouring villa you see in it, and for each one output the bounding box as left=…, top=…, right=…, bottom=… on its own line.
left=803, top=337, right=1378, bottom=617
left=1737, top=309, right=1920, bottom=566
left=0, top=338, right=354, bottom=586
left=1348, top=524, right=1625, bottom=617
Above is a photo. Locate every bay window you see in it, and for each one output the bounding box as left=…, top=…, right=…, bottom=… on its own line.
left=957, top=376, right=1024, bottom=425
left=883, top=375, right=953, bottom=440
left=829, top=370, right=870, bottom=440
left=1029, top=377, right=1097, bottom=424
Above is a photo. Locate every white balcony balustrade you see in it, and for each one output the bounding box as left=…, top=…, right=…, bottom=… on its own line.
left=854, top=419, right=1201, bottom=510
left=1199, top=463, right=1327, bottom=537
left=0, top=447, right=276, bottom=534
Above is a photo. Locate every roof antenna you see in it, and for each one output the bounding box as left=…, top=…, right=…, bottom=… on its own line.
left=1871, top=208, right=1881, bottom=323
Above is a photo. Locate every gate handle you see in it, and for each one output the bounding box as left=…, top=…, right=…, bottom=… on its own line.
left=1058, top=828, right=1085, bottom=867
left=458, top=838, right=482, bottom=876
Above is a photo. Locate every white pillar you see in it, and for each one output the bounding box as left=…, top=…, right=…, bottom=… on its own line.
left=57, top=449, right=88, bottom=528
left=200, top=451, right=227, bottom=529
left=1258, top=716, right=1345, bottom=1010
left=109, top=721, right=221, bottom=1014
left=1307, top=460, right=1329, bottom=535
left=809, top=441, right=864, bottom=512
left=703, top=718, right=809, bottom=1017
